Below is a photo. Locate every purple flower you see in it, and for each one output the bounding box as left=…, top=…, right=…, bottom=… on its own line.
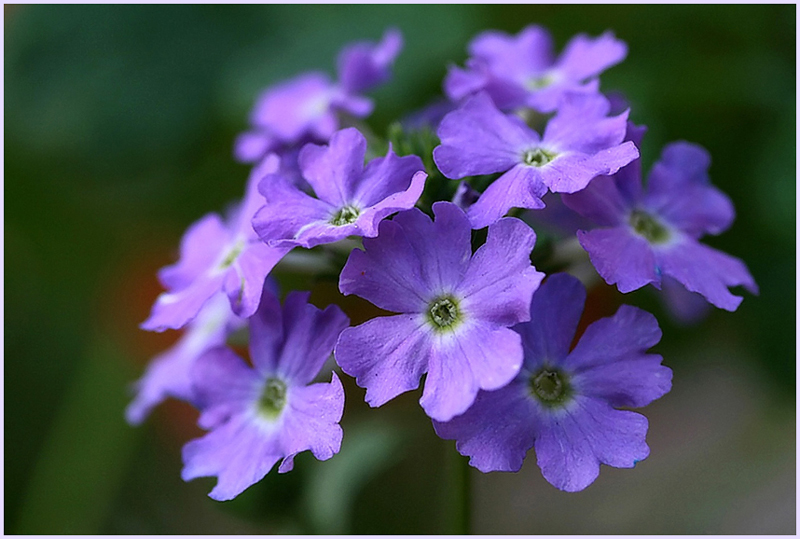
left=234, top=29, right=402, bottom=164
left=337, top=27, right=403, bottom=94
left=562, top=127, right=758, bottom=311
left=334, top=202, right=545, bottom=422
left=434, top=273, right=672, bottom=491
left=433, top=90, right=638, bottom=229
left=141, top=155, right=292, bottom=332
left=444, top=25, right=627, bottom=113
left=181, top=291, right=349, bottom=501
left=126, top=292, right=246, bottom=425
left=252, top=127, right=427, bottom=249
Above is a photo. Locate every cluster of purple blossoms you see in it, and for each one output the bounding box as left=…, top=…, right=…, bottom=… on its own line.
left=234, top=28, right=402, bottom=168
left=129, top=24, right=757, bottom=503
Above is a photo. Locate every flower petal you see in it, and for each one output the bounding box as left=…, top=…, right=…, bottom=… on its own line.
left=352, top=170, right=427, bottom=239
left=337, top=28, right=403, bottom=94
left=278, top=373, right=345, bottom=471
left=466, top=164, right=547, bottom=229
left=234, top=154, right=279, bottom=240
left=565, top=304, right=671, bottom=408
left=561, top=174, right=629, bottom=226
left=541, top=142, right=639, bottom=194
left=141, top=273, right=225, bottom=332
left=226, top=242, right=291, bottom=318
left=251, top=72, right=335, bottom=143
left=516, top=273, right=586, bottom=369
left=657, top=238, right=758, bottom=311
left=247, top=289, right=284, bottom=375
left=544, top=99, right=630, bottom=157
left=433, top=379, right=536, bottom=472
left=421, top=322, right=524, bottom=422
left=555, top=31, right=627, bottom=82
left=127, top=293, right=237, bottom=424
left=577, top=227, right=660, bottom=293
left=443, top=62, right=490, bottom=102
left=534, top=397, right=650, bottom=492
left=434, top=92, right=537, bottom=179
left=234, top=129, right=277, bottom=164
left=354, top=149, right=425, bottom=208
left=157, top=213, right=229, bottom=292
left=190, top=346, right=262, bottom=429
left=334, top=314, right=431, bottom=407
left=659, top=275, right=713, bottom=325
left=181, top=414, right=282, bottom=501
left=644, top=142, right=734, bottom=237
left=459, top=216, right=544, bottom=326
left=469, top=25, right=554, bottom=82
left=252, top=183, right=336, bottom=246
left=390, top=203, right=472, bottom=293
left=277, top=293, right=349, bottom=386
left=339, top=218, right=429, bottom=313
left=298, top=127, right=367, bottom=206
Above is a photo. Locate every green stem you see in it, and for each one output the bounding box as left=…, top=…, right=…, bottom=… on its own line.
left=446, top=448, right=471, bottom=534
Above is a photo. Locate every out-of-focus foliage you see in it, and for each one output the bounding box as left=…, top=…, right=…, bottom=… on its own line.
left=5, top=5, right=795, bottom=534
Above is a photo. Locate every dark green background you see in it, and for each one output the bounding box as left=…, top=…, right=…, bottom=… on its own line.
left=5, top=5, right=795, bottom=534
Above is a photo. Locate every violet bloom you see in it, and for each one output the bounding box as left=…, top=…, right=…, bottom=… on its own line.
left=444, top=25, right=626, bottom=113
left=562, top=128, right=758, bottom=311
left=434, top=273, right=672, bottom=491
left=335, top=202, right=544, bottom=422
left=142, top=155, right=292, bottom=332
left=234, top=28, right=402, bottom=164
left=252, top=127, right=427, bottom=249
left=182, top=291, right=349, bottom=501
left=433, top=90, right=638, bottom=229
left=126, top=292, right=245, bottom=425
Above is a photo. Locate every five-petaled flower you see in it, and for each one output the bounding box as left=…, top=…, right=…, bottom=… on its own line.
left=433, top=89, right=638, bottom=229
left=562, top=124, right=758, bottom=311
left=181, top=291, right=349, bottom=501
left=234, top=28, right=403, bottom=164
left=445, top=25, right=627, bottom=113
left=252, top=127, right=427, bottom=249
left=334, top=201, right=544, bottom=422
left=141, top=155, right=292, bottom=332
left=434, top=273, right=672, bottom=491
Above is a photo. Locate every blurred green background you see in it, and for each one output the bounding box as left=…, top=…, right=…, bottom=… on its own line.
left=5, top=4, right=795, bottom=534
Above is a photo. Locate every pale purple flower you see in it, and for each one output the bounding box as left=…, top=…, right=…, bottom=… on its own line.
left=337, top=27, right=403, bottom=94
left=334, top=202, right=545, bottom=422
left=444, top=25, right=627, bottom=113
left=234, top=29, right=402, bottom=164
left=434, top=273, right=672, bottom=491
left=433, top=90, right=638, bottom=229
left=127, top=292, right=246, bottom=425
left=141, top=155, right=292, bottom=332
left=181, top=291, right=349, bottom=501
left=252, top=127, right=427, bottom=249
left=562, top=127, right=758, bottom=311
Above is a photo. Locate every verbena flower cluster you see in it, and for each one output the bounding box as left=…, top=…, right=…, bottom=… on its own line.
left=129, top=25, right=757, bottom=501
